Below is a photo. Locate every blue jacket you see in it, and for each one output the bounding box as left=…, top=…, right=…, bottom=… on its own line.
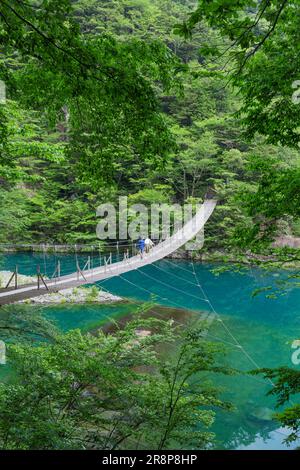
left=137, top=239, right=145, bottom=250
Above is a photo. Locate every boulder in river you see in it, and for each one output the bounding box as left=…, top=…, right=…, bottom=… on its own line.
left=247, top=406, right=274, bottom=423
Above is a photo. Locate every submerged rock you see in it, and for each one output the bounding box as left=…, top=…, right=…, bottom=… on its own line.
left=247, top=406, right=274, bottom=423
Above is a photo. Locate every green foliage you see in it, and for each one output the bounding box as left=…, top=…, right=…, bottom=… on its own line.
left=85, top=285, right=99, bottom=302
left=0, top=305, right=59, bottom=343
left=0, top=189, right=32, bottom=243
left=0, top=0, right=300, bottom=257
left=0, top=0, right=183, bottom=185
left=253, top=366, right=300, bottom=445
left=177, top=0, right=300, bottom=252
left=0, top=317, right=232, bottom=449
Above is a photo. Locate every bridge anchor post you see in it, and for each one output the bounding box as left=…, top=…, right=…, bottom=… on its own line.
left=5, top=265, right=18, bottom=289
left=37, top=265, right=49, bottom=291
left=15, top=265, right=18, bottom=289
left=76, top=261, right=87, bottom=282
left=51, top=260, right=61, bottom=284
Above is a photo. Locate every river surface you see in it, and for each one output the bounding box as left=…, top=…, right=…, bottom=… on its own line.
left=1, top=252, right=299, bottom=450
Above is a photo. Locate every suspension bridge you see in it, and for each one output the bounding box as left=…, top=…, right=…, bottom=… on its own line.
left=0, top=199, right=283, bottom=406
left=0, top=199, right=216, bottom=305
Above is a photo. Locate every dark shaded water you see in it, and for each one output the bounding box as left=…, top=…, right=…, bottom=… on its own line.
left=1, top=253, right=299, bottom=450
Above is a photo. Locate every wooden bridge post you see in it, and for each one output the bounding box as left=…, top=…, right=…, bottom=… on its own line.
left=37, top=265, right=40, bottom=289
left=43, top=243, right=47, bottom=276
left=5, top=266, right=18, bottom=289
left=15, top=265, right=18, bottom=289
left=36, top=265, right=49, bottom=291
left=90, top=247, right=94, bottom=279
left=51, top=260, right=61, bottom=285
left=98, top=243, right=102, bottom=267
left=87, top=255, right=92, bottom=279
left=76, top=261, right=87, bottom=282
left=103, top=253, right=112, bottom=272
left=75, top=244, right=78, bottom=273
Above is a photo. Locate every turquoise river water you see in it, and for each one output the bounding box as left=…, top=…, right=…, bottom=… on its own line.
left=0, top=252, right=299, bottom=450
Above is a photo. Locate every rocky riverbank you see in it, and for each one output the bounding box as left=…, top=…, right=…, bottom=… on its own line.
left=19, top=286, right=122, bottom=305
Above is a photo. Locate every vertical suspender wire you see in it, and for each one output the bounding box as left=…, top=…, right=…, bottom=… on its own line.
left=75, top=244, right=79, bottom=274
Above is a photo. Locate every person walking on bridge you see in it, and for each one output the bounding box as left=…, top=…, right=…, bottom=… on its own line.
left=145, top=237, right=154, bottom=254
left=137, top=237, right=145, bottom=259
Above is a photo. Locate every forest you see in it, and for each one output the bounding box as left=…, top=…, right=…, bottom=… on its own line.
left=0, top=0, right=300, bottom=455
left=1, top=0, right=299, bottom=255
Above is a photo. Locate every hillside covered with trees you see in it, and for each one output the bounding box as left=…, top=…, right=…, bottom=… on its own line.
left=0, top=0, right=300, bottom=454
left=1, top=0, right=299, bottom=255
